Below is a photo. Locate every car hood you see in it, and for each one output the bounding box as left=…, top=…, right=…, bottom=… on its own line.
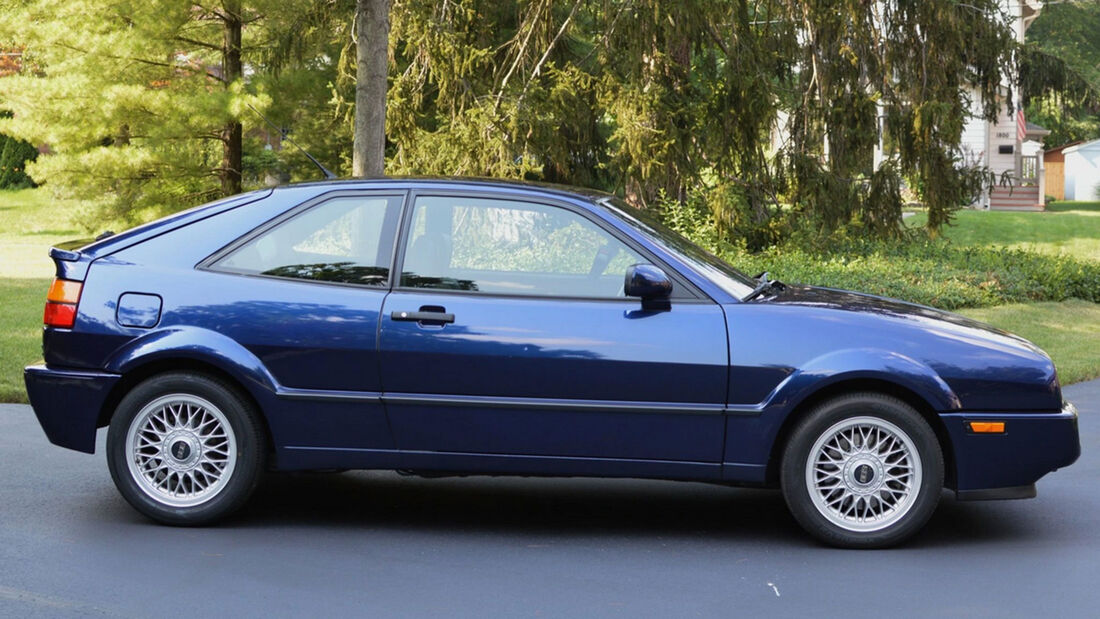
left=765, top=284, right=1045, bottom=356
left=750, top=284, right=1061, bottom=410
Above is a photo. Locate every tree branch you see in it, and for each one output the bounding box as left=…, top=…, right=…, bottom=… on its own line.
left=174, top=35, right=222, bottom=52
left=517, top=0, right=582, bottom=104
left=55, top=42, right=227, bottom=83
left=493, top=0, right=549, bottom=112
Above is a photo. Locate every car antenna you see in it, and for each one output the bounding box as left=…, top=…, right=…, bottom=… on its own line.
left=246, top=103, right=337, bottom=180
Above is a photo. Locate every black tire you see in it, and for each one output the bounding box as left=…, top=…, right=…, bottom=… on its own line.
left=780, top=393, right=943, bottom=548
left=106, top=372, right=266, bottom=526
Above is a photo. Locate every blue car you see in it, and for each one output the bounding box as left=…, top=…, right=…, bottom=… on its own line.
left=25, top=179, right=1080, bottom=548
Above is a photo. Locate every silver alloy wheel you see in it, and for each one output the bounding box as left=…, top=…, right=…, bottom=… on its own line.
left=805, top=416, right=922, bottom=532
left=125, top=394, right=238, bottom=508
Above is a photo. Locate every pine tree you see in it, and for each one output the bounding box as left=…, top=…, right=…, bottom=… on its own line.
left=0, top=0, right=310, bottom=227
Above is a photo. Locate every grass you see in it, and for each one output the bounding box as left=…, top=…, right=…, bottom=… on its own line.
left=0, top=187, right=84, bottom=279
left=0, top=278, right=51, bottom=402
left=0, top=188, right=83, bottom=402
left=958, top=299, right=1100, bottom=386
left=907, top=201, right=1100, bottom=261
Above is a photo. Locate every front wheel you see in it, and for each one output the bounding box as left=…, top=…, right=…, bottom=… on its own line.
left=780, top=393, right=943, bottom=548
left=107, top=372, right=265, bottom=525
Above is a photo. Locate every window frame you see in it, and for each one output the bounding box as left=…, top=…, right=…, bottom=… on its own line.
left=199, top=189, right=409, bottom=290
left=393, top=189, right=707, bottom=302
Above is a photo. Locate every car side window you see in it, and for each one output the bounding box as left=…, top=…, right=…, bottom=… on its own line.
left=215, top=195, right=401, bottom=286
left=400, top=195, right=649, bottom=298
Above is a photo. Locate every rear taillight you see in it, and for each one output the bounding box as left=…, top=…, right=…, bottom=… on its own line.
left=43, top=278, right=83, bottom=328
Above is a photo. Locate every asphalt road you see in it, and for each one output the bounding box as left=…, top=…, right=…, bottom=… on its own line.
left=2, top=379, right=1098, bottom=618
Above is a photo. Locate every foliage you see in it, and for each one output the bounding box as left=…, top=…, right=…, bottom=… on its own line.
left=656, top=193, right=1100, bottom=311
left=723, top=238, right=1100, bottom=311
left=370, top=1, right=1021, bottom=244
left=0, top=0, right=321, bottom=230
left=1025, top=95, right=1100, bottom=150
left=1024, top=1, right=1100, bottom=94
left=0, top=0, right=1084, bottom=245
left=1021, top=1, right=1100, bottom=147
left=241, top=147, right=284, bottom=185
left=0, top=130, right=37, bottom=189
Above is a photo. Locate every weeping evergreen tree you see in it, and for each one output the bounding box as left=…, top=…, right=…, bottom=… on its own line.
left=371, top=0, right=1021, bottom=243
left=772, top=0, right=1016, bottom=234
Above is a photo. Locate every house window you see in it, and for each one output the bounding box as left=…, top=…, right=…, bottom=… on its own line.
left=998, top=145, right=1014, bottom=155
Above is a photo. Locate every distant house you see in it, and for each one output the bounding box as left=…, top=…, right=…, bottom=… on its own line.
left=1060, top=139, right=1100, bottom=201
left=958, top=0, right=1048, bottom=211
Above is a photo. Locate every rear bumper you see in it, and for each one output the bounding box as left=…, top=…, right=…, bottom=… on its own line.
left=940, top=401, right=1080, bottom=499
left=24, top=364, right=120, bottom=454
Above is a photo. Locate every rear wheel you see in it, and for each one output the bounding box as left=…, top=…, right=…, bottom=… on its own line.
left=780, top=393, right=943, bottom=548
left=107, top=372, right=265, bottom=525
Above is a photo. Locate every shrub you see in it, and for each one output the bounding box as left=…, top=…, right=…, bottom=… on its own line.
left=652, top=188, right=1100, bottom=310
left=719, top=239, right=1100, bottom=310
left=0, top=132, right=38, bottom=189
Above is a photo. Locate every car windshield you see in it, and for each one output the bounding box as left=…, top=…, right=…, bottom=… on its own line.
left=597, top=197, right=757, bottom=300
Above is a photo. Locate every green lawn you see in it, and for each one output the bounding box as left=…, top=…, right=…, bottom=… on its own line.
left=958, top=299, right=1100, bottom=386
left=0, top=187, right=85, bottom=279
left=903, top=202, right=1100, bottom=384
left=0, top=277, right=51, bottom=401
left=908, top=201, right=1100, bottom=261
left=0, top=188, right=83, bottom=402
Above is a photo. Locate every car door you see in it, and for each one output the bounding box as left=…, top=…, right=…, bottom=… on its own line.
left=378, top=191, right=729, bottom=468
left=202, top=190, right=404, bottom=450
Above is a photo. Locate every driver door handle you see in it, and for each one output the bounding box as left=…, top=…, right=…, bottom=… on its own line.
left=391, top=310, right=455, bottom=324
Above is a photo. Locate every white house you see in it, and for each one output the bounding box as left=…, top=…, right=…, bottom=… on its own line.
left=1062, top=139, right=1100, bottom=201
left=958, top=0, right=1048, bottom=210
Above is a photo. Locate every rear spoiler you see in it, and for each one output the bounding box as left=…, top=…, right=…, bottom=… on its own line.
left=49, top=245, right=95, bottom=281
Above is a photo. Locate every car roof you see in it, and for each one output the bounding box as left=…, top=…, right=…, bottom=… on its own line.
left=276, top=176, right=615, bottom=203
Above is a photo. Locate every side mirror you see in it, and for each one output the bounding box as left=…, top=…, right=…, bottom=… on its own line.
left=624, top=264, right=672, bottom=308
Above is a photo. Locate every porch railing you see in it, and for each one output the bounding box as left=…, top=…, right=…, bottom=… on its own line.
left=1021, top=155, right=1039, bottom=185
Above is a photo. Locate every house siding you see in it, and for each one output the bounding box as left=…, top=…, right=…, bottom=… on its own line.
left=1064, top=141, right=1100, bottom=201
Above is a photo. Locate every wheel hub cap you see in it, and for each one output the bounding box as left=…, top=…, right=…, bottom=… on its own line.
left=125, top=394, right=237, bottom=508
left=165, top=434, right=198, bottom=468
left=848, top=461, right=879, bottom=489
left=805, top=416, right=923, bottom=532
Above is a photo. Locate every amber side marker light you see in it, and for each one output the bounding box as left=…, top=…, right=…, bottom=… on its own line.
left=969, top=421, right=1006, bottom=434
left=43, top=278, right=83, bottom=328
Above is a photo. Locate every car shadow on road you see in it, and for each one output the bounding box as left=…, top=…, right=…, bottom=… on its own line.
left=227, top=470, right=1040, bottom=549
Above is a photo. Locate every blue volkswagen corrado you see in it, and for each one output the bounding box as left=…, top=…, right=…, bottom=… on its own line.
left=25, top=179, right=1080, bottom=548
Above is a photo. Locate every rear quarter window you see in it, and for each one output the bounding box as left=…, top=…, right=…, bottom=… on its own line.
left=213, top=195, right=402, bottom=286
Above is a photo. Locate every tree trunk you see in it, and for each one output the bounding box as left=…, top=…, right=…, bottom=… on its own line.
left=221, top=0, right=243, bottom=196
left=352, top=0, right=391, bottom=178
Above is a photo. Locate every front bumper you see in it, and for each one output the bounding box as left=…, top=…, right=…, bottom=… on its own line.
left=24, top=364, right=121, bottom=454
left=940, top=400, right=1080, bottom=499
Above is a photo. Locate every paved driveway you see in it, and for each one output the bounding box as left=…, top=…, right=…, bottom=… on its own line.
left=2, top=379, right=1097, bottom=618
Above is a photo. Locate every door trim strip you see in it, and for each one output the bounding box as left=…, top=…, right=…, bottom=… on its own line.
left=276, top=387, right=763, bottom=416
